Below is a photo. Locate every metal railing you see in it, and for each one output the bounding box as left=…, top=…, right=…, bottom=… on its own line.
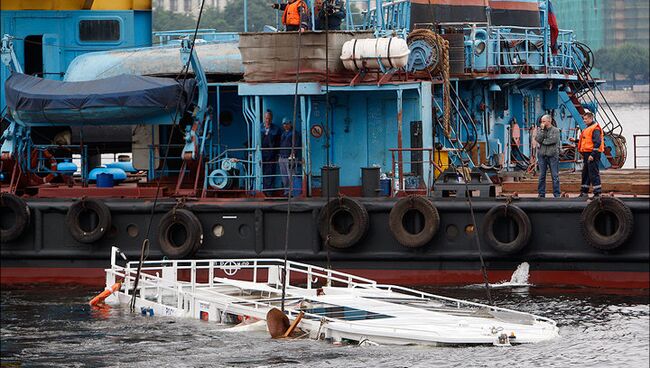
left=633, top=134, right=650, bottom=169
left=388, top=147, right=440, bottom=195
left=203, top=146, right=305, bottom=196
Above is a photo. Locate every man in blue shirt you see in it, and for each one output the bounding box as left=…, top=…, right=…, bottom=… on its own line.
left=261, top=110, right=281, bottom=190
left=278, top=118, right=301, bottom=196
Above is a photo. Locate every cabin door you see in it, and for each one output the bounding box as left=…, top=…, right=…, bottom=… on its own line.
left=42, top=34, right=63, bottom=80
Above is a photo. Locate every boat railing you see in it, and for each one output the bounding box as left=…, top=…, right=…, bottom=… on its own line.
left=110, top=247, right=376, bottom=292
left=203, top=146, right=305, bottom=195
left=633, top=135, right=650, bottom=169
left=389, top=148, right=438, bottom=195
left=26, top=144, right=89, bottom=182
left=371, top=284, right=557, bottom=325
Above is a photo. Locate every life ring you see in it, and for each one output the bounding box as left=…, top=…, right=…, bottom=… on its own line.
left=0, top=193, right=30, bottom=242
left=30, top=149, right=58, bottom=184
left=580, top=197, right=633, bottom=250
left=389, top=195, right=440, bottom=248
left=158, top=208, right=203, bottom=258
left=65, top=199, right=112, bottom=243
left=481, top=204, right=532, bottom=254
left=318, top=197, right=369, bottom=249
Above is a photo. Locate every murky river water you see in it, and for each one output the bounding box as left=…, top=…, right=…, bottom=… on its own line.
left=1, top=286, right=648, bottom=367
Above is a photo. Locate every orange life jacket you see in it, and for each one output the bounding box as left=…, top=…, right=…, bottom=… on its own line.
left=282, top=0, right=307, bottom=26
left=578, top=123, right=605, bottom=153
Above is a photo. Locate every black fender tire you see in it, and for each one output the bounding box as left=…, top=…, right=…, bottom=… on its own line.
left=318, top=197, right=369, bottom=249
left=580, top=197, right=633, bottom=251
left=1, top=194, right=30, bottom=242
left=158, top=209, right=203, bottom=258
left=481, top=204, right=531, bottom=254
left=389, top=196, right=440, bottom=248
left=65, top=199, right=111, bottom=243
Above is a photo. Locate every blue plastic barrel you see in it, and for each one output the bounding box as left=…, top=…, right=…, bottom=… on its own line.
left=88, top=167, right=127, bottom=183
left=96, top=173, right=114, bottom=188
left=58, top=159, right=78, bottom=175
left=379, top=178, right=391, bottom=196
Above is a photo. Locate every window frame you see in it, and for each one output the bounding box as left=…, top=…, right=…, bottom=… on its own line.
left=77, top=17, right=123, bottom=44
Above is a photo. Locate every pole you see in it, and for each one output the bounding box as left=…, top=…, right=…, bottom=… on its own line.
left=244, top=0, right=248, bottom=32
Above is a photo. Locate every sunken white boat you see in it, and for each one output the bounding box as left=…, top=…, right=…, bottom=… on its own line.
left=103, top=247, right=558, bottom=346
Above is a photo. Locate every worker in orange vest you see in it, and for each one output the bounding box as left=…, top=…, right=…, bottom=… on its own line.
left=272, top=0, right=311, bottom=32
left=570, top=110, right=604, bottom=198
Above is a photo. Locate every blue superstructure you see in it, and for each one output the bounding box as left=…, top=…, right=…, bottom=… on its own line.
left=0, top=0, right=627, bottom=197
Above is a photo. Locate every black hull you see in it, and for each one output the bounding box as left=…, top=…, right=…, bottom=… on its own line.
left=2, top=197, right=649, bottom=288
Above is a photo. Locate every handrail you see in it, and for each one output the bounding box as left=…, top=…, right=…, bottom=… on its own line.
left=633, top=134, right=650, bottom=169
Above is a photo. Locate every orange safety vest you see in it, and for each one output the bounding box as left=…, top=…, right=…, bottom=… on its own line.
left=578, top=123, right=605, bottom=153
left=282, top=0, right=307, bottom=26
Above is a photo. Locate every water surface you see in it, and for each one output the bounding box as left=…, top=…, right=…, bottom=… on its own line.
left=2, top=286, right=648, bottom=367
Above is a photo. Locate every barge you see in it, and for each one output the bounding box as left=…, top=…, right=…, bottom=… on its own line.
left=1, top=0, right=648, bottom=289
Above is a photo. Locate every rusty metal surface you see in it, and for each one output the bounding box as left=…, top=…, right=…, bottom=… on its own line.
left=238, top=31, right=372, bottom=83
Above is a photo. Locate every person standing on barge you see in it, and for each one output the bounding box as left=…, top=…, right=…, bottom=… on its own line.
left=570, top=110, right=604, bottom=198
left=536, top=114, right=561, bottom=198
left=261, top=110, right=281, bottom=190
left=279, top=118, right=301, bottom=196
left=314, top=0, right=346, bottom=30
left=272, top=0, right=311, bottom=31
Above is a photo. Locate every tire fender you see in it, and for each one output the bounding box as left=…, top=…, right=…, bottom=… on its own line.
left=580, top=197, right=633, bottom=250
left=66, top=199, right=111, bottom=243
left=318, top=197, right=369, bottom=249
left=0, top=193, right=30, bottom=242
left=158, top=208, right=203, bottom=258
left=481, top=204, right=531, bottom=254
left=389, top=195, right=440, bottom=248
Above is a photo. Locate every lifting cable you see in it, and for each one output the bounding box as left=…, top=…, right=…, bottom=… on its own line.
left=129, top=0, right=208, bottom=313
left=324, top=5, right=333, bottom=275
left=425, top=1, right=492, bottom=304
left=281, top=21, right=304, bottom=313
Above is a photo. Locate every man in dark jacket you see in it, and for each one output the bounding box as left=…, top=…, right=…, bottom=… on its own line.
left=278, top=118, right=301, bottom=195
left=261, top=110, right=281, bottom=190
left=315, top=0, right=346, bottom=30
left=535, top=114, right=561, bottom=197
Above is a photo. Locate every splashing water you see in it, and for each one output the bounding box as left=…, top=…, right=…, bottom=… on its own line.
left=490, top=262, right=531, bottom=288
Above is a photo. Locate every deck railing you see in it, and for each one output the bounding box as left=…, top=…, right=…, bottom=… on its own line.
left=633, top=134, right=650, bottom=169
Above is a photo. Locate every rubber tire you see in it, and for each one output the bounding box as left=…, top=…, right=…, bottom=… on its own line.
left=158, top=209, right=203, bottom=258
left=0, top=194, right=30, bottom=243
left=481, top=204, right=531, bottom=254
left=318, top=197, right=369, bottom=249
left=66, top=199, right=111, bottom=243
left=389, top=196, right=440, bottom=248
left=580, top=197, right=633, bottom=251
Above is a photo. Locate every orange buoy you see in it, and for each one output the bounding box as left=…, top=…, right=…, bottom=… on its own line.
left=89, top=282, right=121, bottom=306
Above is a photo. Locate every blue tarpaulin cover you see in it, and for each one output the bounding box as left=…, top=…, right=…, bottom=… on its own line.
left=5, top=73, right=196, bottom=124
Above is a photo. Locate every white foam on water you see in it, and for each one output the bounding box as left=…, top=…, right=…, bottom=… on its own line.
left=465, top=262, right=532, bottom=289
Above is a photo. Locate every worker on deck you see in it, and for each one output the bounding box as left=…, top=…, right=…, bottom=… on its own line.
left=272, top=0, right=311, bottom=32
left=570, top=110, right=604, bottom=198
left=278, top=118, right=301, bottom=196
left=261, top=110, right=281, bottom=190
left=536, top=114, right=561, bottom=198
left=315, top=0, right=346, bottom=30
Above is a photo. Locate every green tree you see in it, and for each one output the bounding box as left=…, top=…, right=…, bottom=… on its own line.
left=595, top=44, right=650, bottom=85
left=204, top=0, right=278, bottom=32
left=153, top=8, right=197, bottom=31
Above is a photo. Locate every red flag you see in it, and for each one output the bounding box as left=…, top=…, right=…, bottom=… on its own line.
left=548, top=1, right=559, bottom=54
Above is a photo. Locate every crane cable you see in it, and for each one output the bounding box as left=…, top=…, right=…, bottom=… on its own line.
left=129, top=0, right=208, bottom=313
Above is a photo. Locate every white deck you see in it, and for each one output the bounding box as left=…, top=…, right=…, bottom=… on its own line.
left=104, top=247, right=559, bottom=346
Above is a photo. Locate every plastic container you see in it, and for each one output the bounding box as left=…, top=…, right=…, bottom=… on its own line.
left=340, top=37, right=410, bottom=71
left=379, top=178, right=392, bottom=196
left=88, top=167, right=127, bottom=183
left=57, top=159, right=78, bottom=175
left=96, top=173, right=114, bottom=188
left=105, top=161, right=137, bottom=173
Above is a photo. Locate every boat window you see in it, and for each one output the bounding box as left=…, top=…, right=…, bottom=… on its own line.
left=79, top=20, right=120, bottom=42
left=301, top=305, right=393, bottom=321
